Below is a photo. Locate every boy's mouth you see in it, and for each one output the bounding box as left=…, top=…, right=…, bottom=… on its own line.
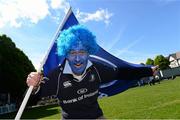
left=74, top=63, right=82, bottom=68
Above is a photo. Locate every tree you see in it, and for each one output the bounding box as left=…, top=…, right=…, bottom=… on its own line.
left=0, top=34, right=35, bottom=104
left=146, top=58, right=154, bottom=65
left=154, top=55, right=170, bottom=70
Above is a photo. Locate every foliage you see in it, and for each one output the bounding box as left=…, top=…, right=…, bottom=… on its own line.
left=145, top=58, right=154, bottom=65
left=0, top=34, right=35, bottom=103
left=154, top=55, right=170, bottom=70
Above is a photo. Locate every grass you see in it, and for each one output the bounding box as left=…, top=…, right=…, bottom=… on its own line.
left=1, top=77, right=180, bottom=119
left=99, top=78, right=180, bottom=119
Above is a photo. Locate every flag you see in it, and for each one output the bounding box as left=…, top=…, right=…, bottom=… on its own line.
left=43, top=8, right=78, bottom=76
left=43, top=7, right=147, bottom=98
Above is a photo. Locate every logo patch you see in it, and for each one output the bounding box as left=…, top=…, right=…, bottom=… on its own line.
left=63, top=81, right=72, bottom=88
left=77, top=88, right=88, bottom=94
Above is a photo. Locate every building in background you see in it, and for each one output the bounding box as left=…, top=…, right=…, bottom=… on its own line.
left=168, top=51, right=180, bottom=68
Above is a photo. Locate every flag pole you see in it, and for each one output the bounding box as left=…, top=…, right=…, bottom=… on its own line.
left=15, top=7, right=73, bottom=120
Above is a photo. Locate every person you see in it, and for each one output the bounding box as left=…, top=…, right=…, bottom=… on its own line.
left=26, top=25, right=158, bottom=119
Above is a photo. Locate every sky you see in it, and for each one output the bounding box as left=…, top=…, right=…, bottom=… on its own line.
left=0, top=0, right=179, bottom=69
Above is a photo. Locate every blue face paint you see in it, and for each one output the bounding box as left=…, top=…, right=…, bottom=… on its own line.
left=66, top=43, right=89, bottom=76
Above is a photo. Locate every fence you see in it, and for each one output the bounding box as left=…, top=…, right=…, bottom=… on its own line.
left=0, top=104, right=16, bottom=115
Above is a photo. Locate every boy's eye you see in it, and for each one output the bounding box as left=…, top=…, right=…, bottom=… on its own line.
left=79, top=51, right=87, bottom=54
left=69, top=51, right=87, bottom=55
left=70, top=51, right=76, bottom=55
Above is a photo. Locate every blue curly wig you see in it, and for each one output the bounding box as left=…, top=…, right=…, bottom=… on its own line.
left=57, top=25, right=99, bottom=56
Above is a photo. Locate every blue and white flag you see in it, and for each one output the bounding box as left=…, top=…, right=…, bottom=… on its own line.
left=43, top=8, right=146, bottom=97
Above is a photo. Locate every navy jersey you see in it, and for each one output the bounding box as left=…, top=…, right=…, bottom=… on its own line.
left=58, top=65, right=103, bottom=119
left=38, top=60, right=153, bottom=119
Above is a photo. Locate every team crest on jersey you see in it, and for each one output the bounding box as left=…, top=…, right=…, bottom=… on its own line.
left=63, top=81, right=72, bottom=88
left=77, top=88, right=88, bottom=94
left=89, top=74, right=95, bottom=82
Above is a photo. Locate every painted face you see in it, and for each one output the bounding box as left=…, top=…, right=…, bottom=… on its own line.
left=66, top=43, right=89, bottom=76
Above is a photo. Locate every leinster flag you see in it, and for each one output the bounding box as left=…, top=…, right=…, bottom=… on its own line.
left=43, top=7, right=149, bottom=98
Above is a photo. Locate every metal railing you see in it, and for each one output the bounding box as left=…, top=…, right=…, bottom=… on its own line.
left=0, top=104, right=16, bottom=115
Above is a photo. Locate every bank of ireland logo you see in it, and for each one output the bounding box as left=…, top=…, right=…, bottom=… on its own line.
left=63, top=81, right=72, bottom=88
left=77, top=88, right=88, bottom=94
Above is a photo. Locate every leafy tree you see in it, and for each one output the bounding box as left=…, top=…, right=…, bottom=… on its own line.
left=146, top=58, right=154, bottom=65
left=0, top=34, right=35, bottom=104
left=154, top=55, right=170, bottom=70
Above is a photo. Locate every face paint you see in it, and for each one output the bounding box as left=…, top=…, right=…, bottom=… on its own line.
left=66, top=43, right=89, bottom=76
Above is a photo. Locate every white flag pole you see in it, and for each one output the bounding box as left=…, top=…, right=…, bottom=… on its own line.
left=15, top=7, right=73, bottom=120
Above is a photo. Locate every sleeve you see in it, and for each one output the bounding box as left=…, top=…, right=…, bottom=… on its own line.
left=117, top=65, right=153, bottom=80
left=94, top=62, right=153, bottom=83
left=34, top=66, right=62, bottom=98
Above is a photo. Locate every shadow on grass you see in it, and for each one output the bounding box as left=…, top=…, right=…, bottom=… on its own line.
left=0, top=104, right=61, bottom=119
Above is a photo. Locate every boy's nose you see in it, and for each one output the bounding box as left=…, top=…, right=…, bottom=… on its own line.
left=75, top=55, right=80, bottom=62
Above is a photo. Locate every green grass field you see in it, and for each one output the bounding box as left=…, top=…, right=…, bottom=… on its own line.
left=1, top=77, right=180, bottom=119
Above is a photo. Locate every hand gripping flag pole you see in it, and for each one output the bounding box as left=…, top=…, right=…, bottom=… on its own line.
left=15, top=7, right=73, bottom=120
